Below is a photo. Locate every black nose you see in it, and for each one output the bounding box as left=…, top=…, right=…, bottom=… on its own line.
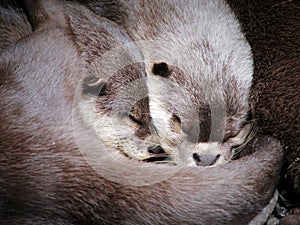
left=144, top=145, right=171, bottom=163
left=193, top=153, right=220, bottom=166
left=147, top=145, right=165, bottom=154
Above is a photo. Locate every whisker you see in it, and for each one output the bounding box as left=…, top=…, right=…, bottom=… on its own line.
left=232, top=122, right=257, bottom=159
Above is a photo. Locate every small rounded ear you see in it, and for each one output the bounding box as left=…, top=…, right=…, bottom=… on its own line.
left=0, top=2, right=32, bottom=52
left=66, top=2, right=136, bottom=62
left=152, top=62, right=170, bottom=78
left=82, top=77, right=107, bottom=96
left=20, top=0, right=67, bottom=30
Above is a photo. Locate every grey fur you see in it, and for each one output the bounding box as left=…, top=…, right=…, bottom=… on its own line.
left=0, top=1, right=32, bottom=52
left=119, top=0, right=255, bottom=166
left=0, top=1, right=284, bottom=224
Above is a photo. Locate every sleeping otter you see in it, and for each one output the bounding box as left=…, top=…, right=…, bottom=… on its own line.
left=75, top=0, right=299, bottom=222
left=226, top=0, right=300, bottom=222
left=0, top=0, right=283, bottom=224
left=117, top=0, right=255, bottom=166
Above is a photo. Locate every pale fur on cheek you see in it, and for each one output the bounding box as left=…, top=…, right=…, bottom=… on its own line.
left=94, top=114, right=144, bottom=159
left=147, top=76, right=172, bottom=138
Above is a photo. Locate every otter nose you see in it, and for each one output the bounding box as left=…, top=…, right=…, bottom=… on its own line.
left=147, top=145, right=165, bottom=154
left=192, top=153, right=220, bottom=166
left=144, top=145, right=171, bottom=163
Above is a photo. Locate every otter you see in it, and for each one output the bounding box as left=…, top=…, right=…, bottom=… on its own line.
left=0, top=0, right=283, bottom=224
left=226, top=0, right=300, bottom=223
left=116, top=0, right=255, bottom=167
left=90, top=0, right=299, bottom=222
left=64, top=2, right=158, bottom=161
left=0, top=0, right=31, bottom=52
left=74, top=0, right=299, bottom=222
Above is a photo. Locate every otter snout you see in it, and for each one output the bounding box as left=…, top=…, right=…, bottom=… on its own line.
left=191, top=142, right=223, bottom=166
left=176, top=141, right=224, bottom=166
left=147, top=145, right=165, bottom=154
left=192, top=152, right=220, bottom=166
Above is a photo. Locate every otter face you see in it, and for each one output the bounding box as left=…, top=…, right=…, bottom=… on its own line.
left=70, top=0, right=255, bottom=166
left=66, top=4, right=166, bottom=162
left=78, top=62, right=163, bottom=161
left=119, top=0, right=256, bottom=166
left=77, top=59, right=170, bottom=163
left=147, top=61, right=255, bottom=166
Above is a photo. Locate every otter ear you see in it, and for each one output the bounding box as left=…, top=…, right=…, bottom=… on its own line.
left=66, top=2, right=136, bottom=64
left=82, top=76, right=107, bottom=96
left=20, top=0, right=67, bottom=30
left=0, top=2, right=32, bottom=52
left=152, top=62, right=171, bottom=78
left=65, top=2, right=143, bottom=96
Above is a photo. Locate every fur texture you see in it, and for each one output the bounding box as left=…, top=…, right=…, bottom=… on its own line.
left=0, top=0, right=31, bottom=52
left=226, top=0, right=300, bottom=209
left=0, top=1, right=284, bottom=224
left=65, top=2, right=156, bottom=160
left=118, top=0, right=255, bottom=166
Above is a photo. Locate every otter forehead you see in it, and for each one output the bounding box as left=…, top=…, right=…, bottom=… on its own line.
left=123, top=0, right=253, bottom=87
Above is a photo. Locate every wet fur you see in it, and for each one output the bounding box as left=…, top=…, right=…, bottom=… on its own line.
left=0, top=1, right=284, bottom=224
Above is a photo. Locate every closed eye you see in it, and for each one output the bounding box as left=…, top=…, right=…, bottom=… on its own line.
left=228, top=122, right=256, bottom=159
left=129, top=114, right=142, bottom=125
left=170, top=114, right=181, bottom=133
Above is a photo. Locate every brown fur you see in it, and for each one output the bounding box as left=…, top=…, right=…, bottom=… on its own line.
left=0, top=0, right=31, bottom=52
left=0, top=1, right=284, bottom=224
left=226, top=0, right=300, bottom=208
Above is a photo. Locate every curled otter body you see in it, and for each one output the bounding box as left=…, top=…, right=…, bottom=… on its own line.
left=226, top=0, right=300, bottom=218
left=0, top=1, right=284, bottom=224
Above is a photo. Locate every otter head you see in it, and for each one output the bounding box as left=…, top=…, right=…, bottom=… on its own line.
left=147, top=58, right=254, bottom=166
left=67, top=3, right=164, bottom=161
left=80, top=63, right=161, bottom=161
left=126, top=0, right=256, bottom=167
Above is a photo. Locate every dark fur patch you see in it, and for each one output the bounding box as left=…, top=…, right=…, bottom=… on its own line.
left=73, top=0, right=128, bottom=26
left=0, top=1, right=32, bottom=52
left=226, top=0, right=300, bottom=207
